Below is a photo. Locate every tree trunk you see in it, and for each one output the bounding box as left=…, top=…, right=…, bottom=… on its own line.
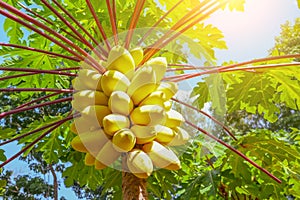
left=122, top=157, right=148, bottom=200
left=49, top=164, right=58, bottom=200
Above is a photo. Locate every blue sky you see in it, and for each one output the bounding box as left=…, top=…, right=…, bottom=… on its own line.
left=0, top=0, right=299, bottom=199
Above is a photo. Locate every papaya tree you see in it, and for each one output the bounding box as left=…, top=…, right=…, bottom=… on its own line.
left=0, top=0, right=300, bottom=199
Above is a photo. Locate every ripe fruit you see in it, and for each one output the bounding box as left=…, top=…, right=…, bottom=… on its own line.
left=85, top=153, right=96, bottom=166
left=75, top=69, right=102, bottom=91
left=72, top=90, right=108, bottom=111
left=167, top=127, right=190, bottom=146
left=130, top=47, right=144, bottom=66
left=112, top=129, right=136, bottom=152
left=139, top=91, right=166, bottom=107
left=108, top=91, right=133, bottom=115
left=101, top=70, right=130, bottom=96
left=156, top=82, right=178, bottom=100
left=127, top=149, right=153, bottom=179
left=95, top=141, right=121, bottom=168
left=154, top=125, right=175, bottom=143
left=144, top=57, right=167, bottom=82
left=103, top=114, right=130, bottom=135
left=163, top=109, right=185, bottom=128
left=130, top=125, right=157, bottom=144
left=107, top=45, right=135, bottom=79
left=81, top=105, right=111, bottom=127
left=143, top=141, right=181, bottom=170
left=130, top=105, right=166, bottom=126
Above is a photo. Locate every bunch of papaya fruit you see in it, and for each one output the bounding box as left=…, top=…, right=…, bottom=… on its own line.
left=70, top=46, right=190, bottom=178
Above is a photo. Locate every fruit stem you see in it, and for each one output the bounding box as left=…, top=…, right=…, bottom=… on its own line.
left=15, top=92, right=63, bottom=109
left=186, top=120, right=282, bottom=184
left=171, top=98, right=237, bottom=141
left=0, top=113, right=74, bottom=168
left=0, top=43, right=80, bottom=62
left=0, top=88, right=74, bottom=93
left=0, top=97, right=72, bottom=119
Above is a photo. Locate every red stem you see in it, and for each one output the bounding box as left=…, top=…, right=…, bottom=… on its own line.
left=0, top=88, right=74, bottom=93
left=143, top=0, right=222, bottom=62
left=16, top=92, right=62, bottom=109
left=0, top=67, right=76, bottom=77
left=86, top=0, right=111, bottom=51
left=17, top=2, right=81, bottom=42
left=171, top=98, right=237, bottom=141
left=0, top=43, right=80, bottom=62
left=0, top=97, right=72, bottom=119
left=170, top=54, right=300, bottom=82
left=106, top=0, right=118, bottom=45
left=124, top=0, right=146, bottom=49
left=137, top=0, right=185, bottom=46
left=0, top=2, right=105, bottom=73
left=51, top=0, right=108, bottom=57
left=0, top=114, right=74, bottom=168
left=0, top=112, right=71, bottom=146
left=185, top=120, right=282, bottom=183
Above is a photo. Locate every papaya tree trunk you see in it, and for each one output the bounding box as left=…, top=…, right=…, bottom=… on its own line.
left=122, top=157, right=148, bottom=200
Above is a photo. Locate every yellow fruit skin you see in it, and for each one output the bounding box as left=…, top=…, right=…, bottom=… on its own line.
left=81, top=105, right=111, bottom=127
left=130, top=105, right=166, bottom=126
left=139, top=91, right=166, bottom=107
left=164, top=109, right=185, bottom=128
left=156, top=82, right=178, bottom=100
left=72, top=90, right=108, bottom=111
left=130, top=47, right=144, bottom=66
left=144, top=57, right=167, bottom=82
left=112, top=129, right=136, bottom=152
left=73, top=117, right=101, bottom=134
left=127, top=66, right=157, bottom=105
left=154, top=125, right=175, bottom=143
left=70, top=122, right=78, bottom=134
left=130, top=125, right=157, bottom=144
left=167, top=127, right=190, bottom=146
left=85, top=153, right=96, bottom=166
left=163, top=100, right=172, bottom=111
left=127, top=149, right=153, bottom=179
left=75, top=69, right=102, bottom=91
left=102, top=114, right=130, bottom=136
left=78, top=129, right=109, bottom=155
left=101, top=70, right=130, bottom=96
left=107, top=45, right=135, bottom=79
left=95, top=141, right=121, bottom=168
left=71, top=135, right=87, bottom=152
left=108, top=91, right=133, bottom=115
left=142, top=141, right=181, bottom=170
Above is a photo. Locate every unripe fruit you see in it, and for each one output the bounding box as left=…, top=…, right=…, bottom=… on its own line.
left=81, top=105, right=111, bottom=127
left=127, top=149, right=153, bottom=179
left=130, top=105, right=166, bottom=126
left=112, top=129, right=136, bottom=152
left=154, top=125, right=175, bottom=143
left=108, top=91, right=133, bottom=115
left=142, top=141, right=181, bottom=170
left=72, top=90, right=108, bottom=111
left=101, top=70, right=130, bottom=96
left=107, top=45, right=135, bottom=79
left=130, top=125, right=157, bottom=144
left=102, top=114, right=130, bottom=136
left=164, top=109, right=185, bottom=128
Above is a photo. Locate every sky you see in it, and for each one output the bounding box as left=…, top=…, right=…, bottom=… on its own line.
left=0, top=0, right=299, bottom=199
